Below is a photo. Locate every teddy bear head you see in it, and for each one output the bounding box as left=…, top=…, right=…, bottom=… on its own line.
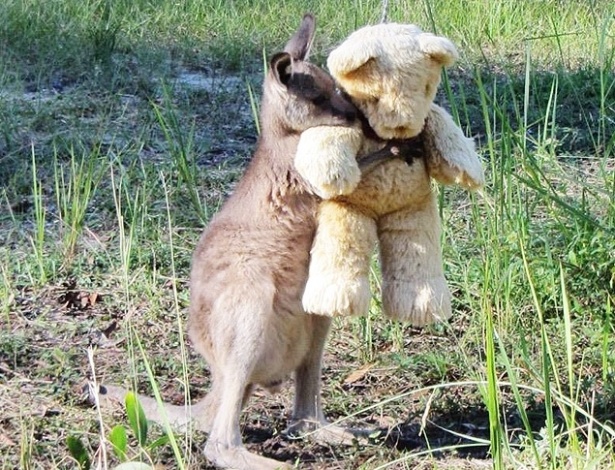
left=327, top=23, right=458, bottom=140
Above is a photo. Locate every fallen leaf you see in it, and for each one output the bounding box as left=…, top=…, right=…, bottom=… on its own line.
left=343, top=363, right=375, bottom=384
left=0, top=433, right=16, bottom=447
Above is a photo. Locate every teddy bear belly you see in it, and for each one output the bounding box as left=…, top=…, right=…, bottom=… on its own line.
left=338, top=158, right=433, bottom=216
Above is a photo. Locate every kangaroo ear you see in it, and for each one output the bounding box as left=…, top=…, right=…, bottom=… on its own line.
left=283, top=13, right=316, bottom=60
left=270, top=52, right=293, bottom=85
left=423, top=104, right=485, bottom=189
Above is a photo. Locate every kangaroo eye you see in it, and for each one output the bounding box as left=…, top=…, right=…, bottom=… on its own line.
left=312, top=95, right=327, bottom=106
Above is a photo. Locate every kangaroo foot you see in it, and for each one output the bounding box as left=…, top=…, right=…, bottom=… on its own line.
left=204, top=441, right=292, bottom=470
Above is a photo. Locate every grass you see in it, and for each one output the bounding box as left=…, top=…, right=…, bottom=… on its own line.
left=1, top=0, right=614, bottom=468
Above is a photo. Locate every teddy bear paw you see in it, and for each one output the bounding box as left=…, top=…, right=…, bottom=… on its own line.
left=295, top=126, right=363, bottom=199
left=302, top=274, right=371, bottom=317
left=382, top=279, right=452, bottom=326
left=301, top=162, right=361, bottom=199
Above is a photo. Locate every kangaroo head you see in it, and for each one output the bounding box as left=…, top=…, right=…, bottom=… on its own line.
left=261, top=14, right=358, bottom=136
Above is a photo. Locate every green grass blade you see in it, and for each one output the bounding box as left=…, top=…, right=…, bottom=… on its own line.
left=108, top=425, right=128, bottom=462
left=66, top=436, right=91, bottom=470
left=133, top=330, right=186, bottom=470
left=125, top=392, right=149, bottom=448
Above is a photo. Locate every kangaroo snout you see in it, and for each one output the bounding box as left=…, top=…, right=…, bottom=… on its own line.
left=330, top=88, right=358, bottom=122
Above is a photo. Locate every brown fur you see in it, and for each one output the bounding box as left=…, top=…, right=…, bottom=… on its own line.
left=97, top=14, right=387, bottom=470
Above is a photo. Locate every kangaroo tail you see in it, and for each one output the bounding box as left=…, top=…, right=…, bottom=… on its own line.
left=87, top=383, right=212, bottom=433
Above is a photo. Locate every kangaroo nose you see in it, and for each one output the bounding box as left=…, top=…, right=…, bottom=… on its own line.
left=344, top=108, right=357, bottom=122
left=333, top=87, right=357, bottom=121
left=337, top=99, right=358, bottom=122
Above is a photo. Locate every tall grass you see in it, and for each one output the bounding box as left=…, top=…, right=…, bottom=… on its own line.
left=53, top=146, right=104, bottom=263
left=1, top=0, right=612, bottom=82
left=29, top=149, right=47, bottom=284
left=0, top=0, right=613, bottom=469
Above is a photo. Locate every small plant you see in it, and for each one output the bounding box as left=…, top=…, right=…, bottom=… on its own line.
left=152, top=87, right=208, bottom=225
left=53, top=145, right=103, bottom=265
left=66, top=435, right=91, bottom=470
left=67, top=391, right=170, bottom=469
left=89, top=0, right=121, bottom=70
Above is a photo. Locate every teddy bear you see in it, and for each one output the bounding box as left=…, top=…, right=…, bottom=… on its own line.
left=294, top=23, right=484, bottom=326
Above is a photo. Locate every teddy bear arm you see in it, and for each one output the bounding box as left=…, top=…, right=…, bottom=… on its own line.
left=423, top=104, right=485, bottom=189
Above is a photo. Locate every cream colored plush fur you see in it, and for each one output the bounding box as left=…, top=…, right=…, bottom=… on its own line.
left=296, top=23, right=484, bottom=325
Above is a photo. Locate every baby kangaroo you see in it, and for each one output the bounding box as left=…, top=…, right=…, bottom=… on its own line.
left=186, top=14, right=358, bottom=470
left=99, top=14, right=409, bottom=470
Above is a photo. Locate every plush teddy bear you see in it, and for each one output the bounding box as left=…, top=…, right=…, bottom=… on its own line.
left=295, top=23, right=484, bottom=326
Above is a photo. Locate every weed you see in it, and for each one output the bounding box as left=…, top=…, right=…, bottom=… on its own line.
left=89, top=0, right=121, bottom=70
left=53, top=146, right=104, bottom=265
left=153, top=87, right=208, bottom=224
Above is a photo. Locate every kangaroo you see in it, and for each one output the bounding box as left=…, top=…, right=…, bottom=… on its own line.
left=96, top=14, right=411, bottom=470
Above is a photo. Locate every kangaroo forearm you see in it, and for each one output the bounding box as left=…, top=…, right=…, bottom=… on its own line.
left=358, top=146, right=403, bottom=173
left=358, top=136, right=424, bottom=174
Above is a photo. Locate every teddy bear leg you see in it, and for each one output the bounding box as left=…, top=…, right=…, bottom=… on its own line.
left=302, top=201, right=377, bottom=317
left=378, top=194, right=452, bottom=325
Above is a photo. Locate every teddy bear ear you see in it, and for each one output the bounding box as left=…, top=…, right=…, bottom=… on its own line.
left=326, top=35, right=380, bottom=81
left=417, top=34, right=459, bottom=67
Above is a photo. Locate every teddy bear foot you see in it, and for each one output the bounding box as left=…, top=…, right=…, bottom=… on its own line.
left=382, top=279, right=452, bottom=326
left=302, top=274, right=371, bottom=317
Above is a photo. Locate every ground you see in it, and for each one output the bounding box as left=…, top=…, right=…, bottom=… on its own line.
left=1, top=275, right=501, bottom=469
